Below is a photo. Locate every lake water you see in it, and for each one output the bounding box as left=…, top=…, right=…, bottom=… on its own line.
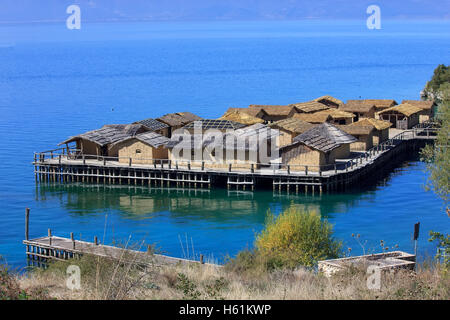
left=0, top=20, right=449, bottom=268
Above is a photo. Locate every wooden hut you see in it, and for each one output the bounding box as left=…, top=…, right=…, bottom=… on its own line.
left=269, top=118, right=315, bottom=147
left=339, top=101, right=376, bottom=121
left=293, top=109, right=354, bottom=125
left=280, top=123, right=357, bottom=171
left=339, top=124, right=375, bottom=151
left=132, top=118, right=169, bottom=137
left=347, top=99, right=397, bottom=113
left=157, top=112, right=202, bottom=137
left=289, top=101, right=329, bottom=113
left=248, top=105, right=300, bottom=122
left=350, top=118, right=392, bottom=145
left=59, top=124, right=148, bottom=157
left=377, top=103, right=422, bottom=129
left=223, top=107, right=270, bottom=122
left=401, top=100, right=436, bottom=123
left=313, top=95, right=344, bottom=108
left=109, top=131, right=170, bottom=164
left=219, top=109, right=265, bottom=125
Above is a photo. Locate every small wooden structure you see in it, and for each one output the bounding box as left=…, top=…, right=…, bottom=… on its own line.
left=289, top=101, right=330, bottom=113
left=110, top=132, right=170, bottom=165
left=280, top=123, right=357, bottom=171
left=313, top=95, right=344, bottom=108
left=377, top=103, right=422, bottom=129
left=248, top=105, right=300, bottom=122
left=157, top=112, right=202, bottom=137
left=351, top=118, right=392, bottom=145
left=318, top=251, right=415, bottom=277
left=340, top=124, right=375, bottom=151
left=402, top=100, right=436, bottom=123
left=269, top=118, right=315, bottom=147
left=340, top=101, right=376, bottom=121
left=222, top=107, right=270, bottom=123
left=347, top=99, right=398, bottom=113
left=59, top=124, right=148, bottom=157
left=219, top=109, right=265, bottom=125
left=313, top=109, right=355, bottom=125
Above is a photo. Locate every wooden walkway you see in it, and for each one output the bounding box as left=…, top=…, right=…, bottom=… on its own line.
left=24, top=235, right=215, bottom=268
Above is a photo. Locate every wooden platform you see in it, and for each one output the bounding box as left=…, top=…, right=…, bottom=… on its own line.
left=23, top=235, right=216, bottom=268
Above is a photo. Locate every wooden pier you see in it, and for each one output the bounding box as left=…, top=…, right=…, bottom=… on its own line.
left=32, top=125, right=437, bottom=194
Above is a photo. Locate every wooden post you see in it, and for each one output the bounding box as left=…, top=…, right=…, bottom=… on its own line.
left=200, top=254, right=204, bottom=264
left=251, top=163, right=254, bottom=173
left=201, top=161, right=204, bottom=171
left=25, top=208, right=30, bottom=240
left=71, top=232, right=75, bottom=249
left=229, top=163, right=232, bottom=172
left=48, top=228, right=52, bottom=245
left=305, top=166, right=308, bottom=176
left=287, top=165, right=290, bottom=174
left=129, top=157, right=132, bottom=167
left=94, top=236, right=98, bottom=245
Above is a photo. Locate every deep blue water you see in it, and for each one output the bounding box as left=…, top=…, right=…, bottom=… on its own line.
left=0, top=20, right=449, bottom=268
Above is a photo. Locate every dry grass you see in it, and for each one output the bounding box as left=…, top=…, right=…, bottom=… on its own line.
left=15, top=255, right=449, bottom=300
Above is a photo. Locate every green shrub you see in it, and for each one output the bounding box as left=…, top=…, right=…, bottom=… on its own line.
left=255, top=207, right=342, bottom=269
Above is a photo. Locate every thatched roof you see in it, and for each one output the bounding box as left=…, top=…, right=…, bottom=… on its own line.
left=378, top=103, right=423, bottom=117
left=59, top=124, right=147, bottom=146
left=225, top=107, right=268, bottom=118
left=340, top=101, right=375, bottom=113
left=219, top=110, right=264, bottom=125
left=314, top=109, right=355, bottom=120
left=291, top=123, right=357, bottom=152
left=183, top=119, right=246, bottom=130
left=339, top=124, right=375, bottom=136
left=352, top=118, right=392, bottom=130
left=109, top=131, right=170, bottom=149
left=289, top=101, right=329, bottom=113
left=269, top=118, right=315, bottom=134
left=133, top=118, right=169, bottom=131
left=347, top=99, right=397, bottom=110
left=293, top=112, right=333, bottom=123
left=157, top=112, right=202, bottom=127
left=401, top=100, right=435, bottom=110
left=248, top=105, right=297, bottom=116
left=314, top=95, right=344, bottom=106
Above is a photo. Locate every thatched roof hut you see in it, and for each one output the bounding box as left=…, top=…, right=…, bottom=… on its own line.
left=293, top=112, right=333, bottom=124
left=281, top=123, right=357, bottom=169
left=132, top=118, right=170, bottom=136
left=347, top=99, right=398, bottom=112
left=401, top=100, right=436, bottom=122
left=292, top=123, right=357, bottom=153
left=289, top=101, right=329, bottom=113
left=313, top=95, right=344, bottom=108
left=59, top=124, right=148, bottom=156
left=269, top=118, right=315, bottom=147
left=339, top=124, right=375, bottom=151
left=224, top=107, right=269, bottom=120
left=219, top=110, right=265, bottom=125
left=350, top=118, right=392, bottom=145
left=377, top=103, right=422, bottom=129
left=248, top=105, right=299, bottom=121
left=340, top=101, right=376, bottom=120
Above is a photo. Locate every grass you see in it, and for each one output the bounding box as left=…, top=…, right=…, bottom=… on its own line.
left=11, top=254, right=450, bottom=300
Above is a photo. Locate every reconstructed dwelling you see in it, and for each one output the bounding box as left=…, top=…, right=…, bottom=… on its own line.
left=314, top=109, right=355, bottom=125
left=59, top=124, right=148, bottom=157
left=313, top=95, right=344, bottom=108
left=109, top=131, right=171, bottom=164
left=219, top=109, right=265, bottom=125
left=157, top=112, right=202, bottom=137
left=223, top=107, right=270, bottom=123
left=377, top=103, right=422, bottom=129
left=133, top=118, right=170, bottom=137
left=340, top=101, right=376, bottom=121
left=289, top=101, right=329, bottom=113
left=347, top=99, right=397, bottom=113
left=339, top=124, right=375, bottom=151
left=350, top=118, right=392, bottom=145
left=401, top=100, right=436, bottom=123
left=248, top=105, right=300, bottom=122
left=280, top=123, right=357, bottom=171
left=268, top=118, right=315, bottom=147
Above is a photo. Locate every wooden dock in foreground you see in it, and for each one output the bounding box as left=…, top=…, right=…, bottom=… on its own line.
left=32, top=125, right=437, bottom=194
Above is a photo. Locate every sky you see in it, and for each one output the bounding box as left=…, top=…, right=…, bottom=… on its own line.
left=1, top=0, right=449, bottom=23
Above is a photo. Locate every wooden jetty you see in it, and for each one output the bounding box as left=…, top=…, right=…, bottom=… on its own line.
left=23, top=209, right=214, bottom=268
left=32, top=124, right=437, bottom=194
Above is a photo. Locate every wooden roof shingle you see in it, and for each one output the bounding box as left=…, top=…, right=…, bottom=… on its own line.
left=133, top=118, right=169, bottom=131
left=269, top=118, right=315, bottom=134
left=378, top=103, right=423, bottom=117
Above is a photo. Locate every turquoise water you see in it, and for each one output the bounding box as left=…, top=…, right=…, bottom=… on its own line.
left=0, top=20, right=449, bottom=268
